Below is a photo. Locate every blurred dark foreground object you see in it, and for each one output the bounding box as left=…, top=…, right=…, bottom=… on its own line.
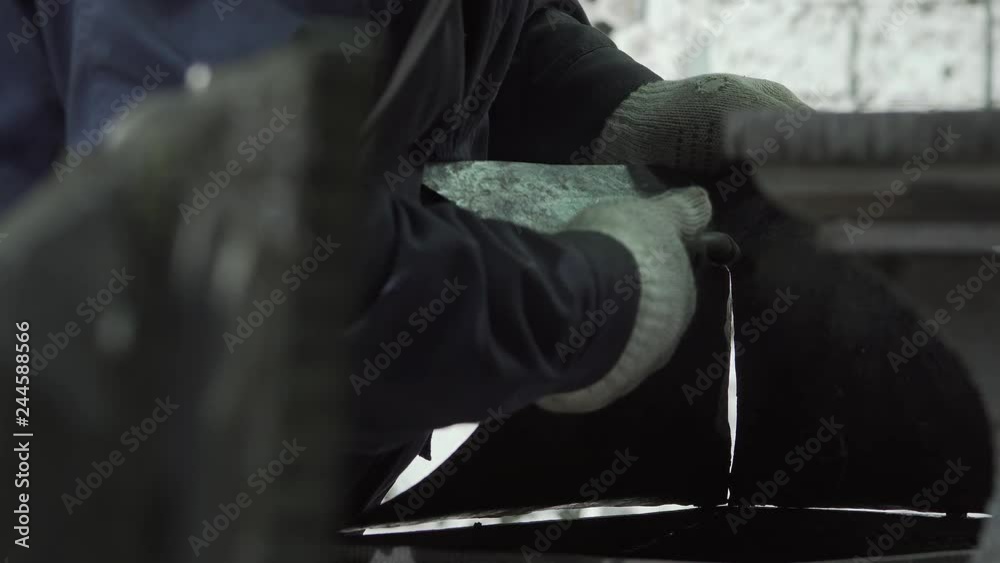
left=725, top=110, right=1000, bottom=563
left=0, top=29, right=372, bottom=563
left=713, top=112, right=999, bottom=525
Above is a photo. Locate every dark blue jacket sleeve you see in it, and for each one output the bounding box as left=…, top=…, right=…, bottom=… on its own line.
left=343, top=2, right=653, bottom=453
left=345, top=184, right=641, bottom=452
left=489, top=2, right=661, bottom=163
left=0, top=0, right=64, bottom=213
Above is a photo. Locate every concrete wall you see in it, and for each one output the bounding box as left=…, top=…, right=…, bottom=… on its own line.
left=586, top=0, right=996, bottom=111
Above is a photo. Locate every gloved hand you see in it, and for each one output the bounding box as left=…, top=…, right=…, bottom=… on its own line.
left=593, top=73, right=812, bottom=174
left=536, top=186, right=716, bottom=413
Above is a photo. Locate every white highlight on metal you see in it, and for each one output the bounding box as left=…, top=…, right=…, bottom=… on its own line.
left=185, top=63, right=213, bottom=92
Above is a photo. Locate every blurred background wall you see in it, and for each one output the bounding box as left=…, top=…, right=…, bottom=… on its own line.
left=585, top=0, right=997, bottom=111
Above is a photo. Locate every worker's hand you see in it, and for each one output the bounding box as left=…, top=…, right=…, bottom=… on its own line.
left=594, top=73, right=812, bottom=174
left=537, top=187, right=716, bottom=413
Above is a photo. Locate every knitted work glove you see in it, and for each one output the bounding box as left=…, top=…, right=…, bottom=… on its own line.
left=594, top=73, right=811, bottom=174
left=537, top=187, right=713, bottom=413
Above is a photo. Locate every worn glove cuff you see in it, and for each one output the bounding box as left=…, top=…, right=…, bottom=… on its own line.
left=537, top=188, right=711, bottom=413
left=594, top=74, right=810, bottom=174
